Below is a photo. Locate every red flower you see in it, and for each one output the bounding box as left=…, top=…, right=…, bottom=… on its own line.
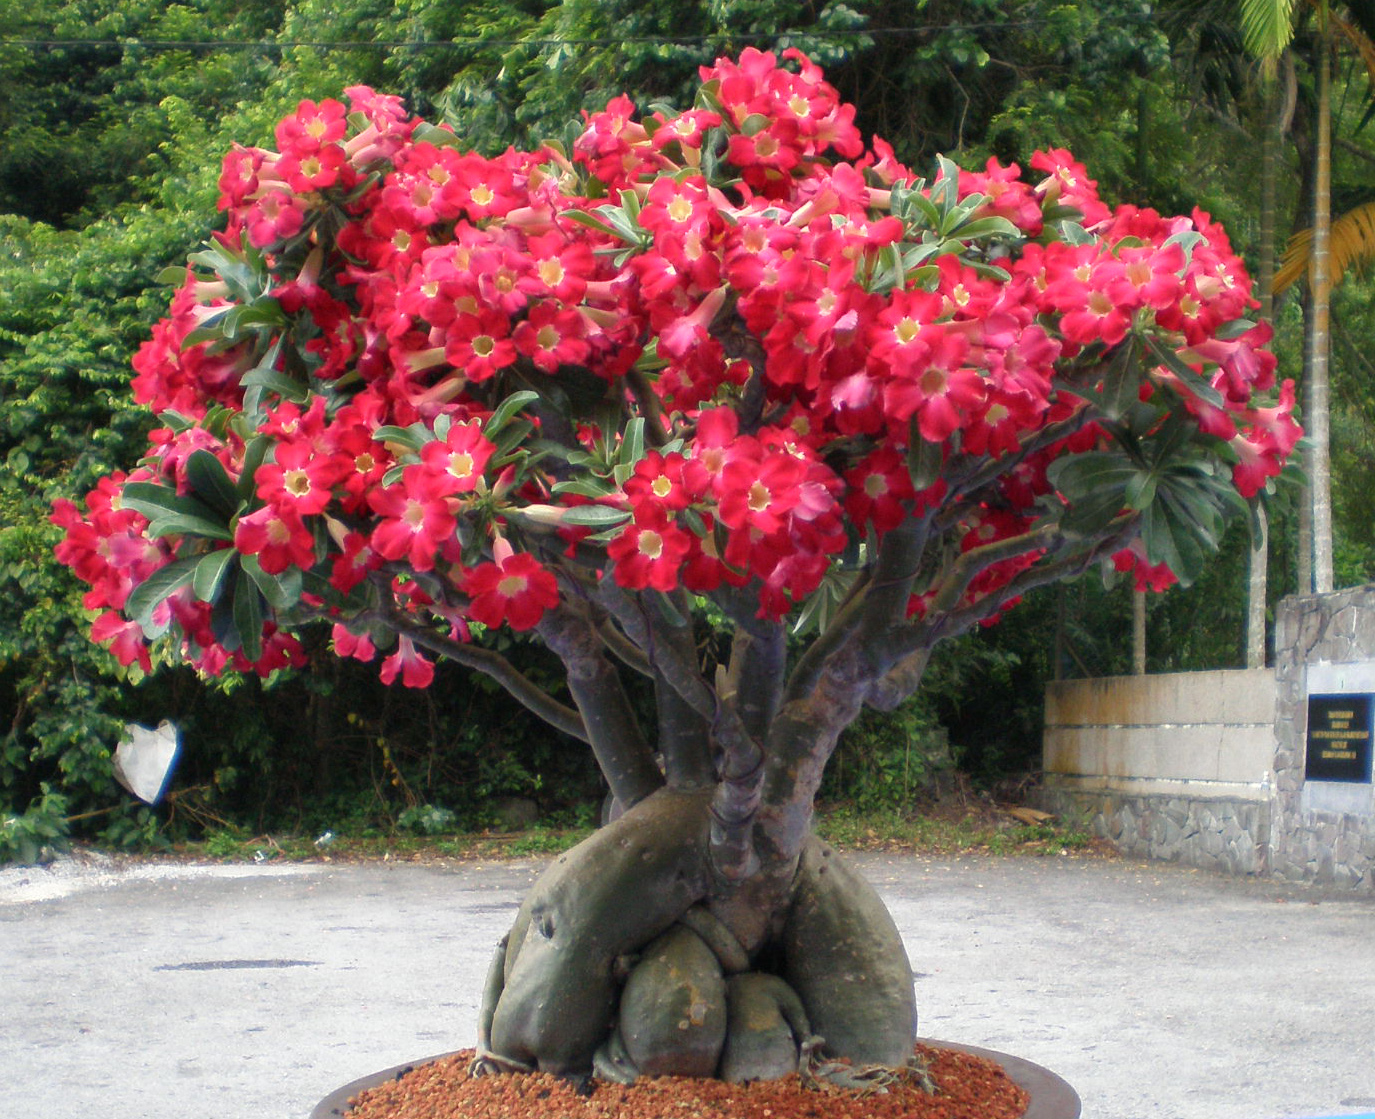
left=275, top=98, right=348, bottom=156
left=883, top=363, right=987, bottom=443
left=461, top=552, right=560, bottom=631
left=234, top=505, right=317, bottom=574
left=512, top=301, right=591, bottom=372
left=247, top=190, right=308, bottom=248
left=255, top=441, right=346, bottom=516
left=844, top=448, right=918, bottom=534
left=443, top=308, right=518, bottom=382
left=332, top=623, right=376, bottom=662
left=367, top=467, right=458, bottom=572
left=608, top=510, right=693, bottom=592
left=718, top=452, right=806, bottom=534
left=418, top=421, right=496, bottom=495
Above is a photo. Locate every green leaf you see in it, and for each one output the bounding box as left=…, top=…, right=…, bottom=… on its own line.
left=123, top=482, right=232, bottom=540
left=559, top=505, right=631, bottom=529
left=485, top=390, right=540, bottom=438
left=185, top=451, right=242, bottom=519
left=1239, top=0, right=1297, bottom=67
left=1124, top=471, right=1158, bottom=511
left=1144, top=335, right=1225, bottom=409
left=1048, top=452, right=1138, bottom=537
left=905, top=190, right=944, bottom=231
left=375, top=425, right=427, bottom=453
left=233, top=566, right=264, bottom=662
left=560, top=209, right=623, bottom=239
left=947, top=215, right=1019, bottom=241
left=551, top=479, right=617, bottom=499
left=1098, top=337, right=1144, bottom=420
left=240, top=553, right=302, bottom=610
left=241, top=366, right=309, bottom=404
left=145, top=513, right=234, bottom=542
left=126, top=555, right=202, bottom=630
left=238, top=436, right=270, bottom=502
left=906, top=428, right=945, bottom=491
left=192, top=549, right=237, bottom=603
left=122, top=481, right=225, bottom=528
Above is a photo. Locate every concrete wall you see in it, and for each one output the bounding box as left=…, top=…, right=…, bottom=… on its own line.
left=1270, top=586, right=1375, bottom=887
left=1040, top=669, right=1276, bottom=875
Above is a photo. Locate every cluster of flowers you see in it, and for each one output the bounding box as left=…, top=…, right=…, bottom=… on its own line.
left=53, top=49, right=1299, bottom=684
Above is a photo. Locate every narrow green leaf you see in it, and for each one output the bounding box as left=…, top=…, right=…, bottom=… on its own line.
left=621, top=417, right=645, bottom=467
left=1098, top=338, right=1144, bottom=420
left=560, top=209, right=623, bottom=239
left=906, top=191, right=944, bottom=231
left=948, top=216, right=1019, bottom=241
left=559, top=504, right=632, bottom=529
left=233, top=567, right=264, bottom=662
left=1124, top=471, right=1158, bottom=511
left=485, top=390, right=540, bottom=438
left=906, top=426, right=945, bottom=491
left=241, top=367, right=309, bottom=403
left=238, top=435, right=270, bottom=502
left=374, top=425, right=427, bottom=453
left=192, top=549, right=237, bottom=603
left=550, top=479, right=616, bottom=499
left=1145, top=335, right=1225, bottom=408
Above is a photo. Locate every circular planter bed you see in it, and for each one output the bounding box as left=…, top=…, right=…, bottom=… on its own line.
left=312, top=1040, right=1080, bottom=1119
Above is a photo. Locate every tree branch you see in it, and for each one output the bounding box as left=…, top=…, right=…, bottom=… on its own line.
left=866, top=516, right=1139, bottom=710
left=592, top=578, right=765, bottom=882
left=536, top=599, right=664, bottom=809
left=357, top=599, right=589, bottom=744
left=723, top=622, right=787, bottom=743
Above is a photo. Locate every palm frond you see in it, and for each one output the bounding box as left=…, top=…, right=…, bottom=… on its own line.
left=1332, top=9, right=1375, bottom=84
left=1274, top=200, right=1375, bottom=290
left=1240, top=0, right=1299, bottom=68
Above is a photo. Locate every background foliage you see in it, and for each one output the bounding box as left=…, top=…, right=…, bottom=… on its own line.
left=2, top=0, right=1370, bottom=861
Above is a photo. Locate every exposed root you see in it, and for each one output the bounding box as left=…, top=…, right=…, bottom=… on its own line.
left=468, top=1045, right=535, bottom=1078
left=800, top=1045, right=937, bottom=1097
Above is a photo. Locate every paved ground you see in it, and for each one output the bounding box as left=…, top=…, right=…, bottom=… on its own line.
left=2, top=848, right=1373, bottom=1119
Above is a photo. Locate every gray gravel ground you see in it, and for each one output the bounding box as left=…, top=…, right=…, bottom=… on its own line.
left=2, top=848, right=1373, bottom=1119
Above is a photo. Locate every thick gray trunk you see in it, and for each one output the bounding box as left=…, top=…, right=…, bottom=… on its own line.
left=478, top=787, right=917, bottom=1082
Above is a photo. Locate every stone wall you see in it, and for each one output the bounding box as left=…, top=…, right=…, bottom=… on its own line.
left=1039, top=669, right=1276, bottom=875
left=1270, top=586, right=1375, bottom=887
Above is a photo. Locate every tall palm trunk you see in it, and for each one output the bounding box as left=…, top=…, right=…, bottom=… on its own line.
left=1247, top=75, right=1283, bottom=663
left=1309, top=12, right=1335, bottom=593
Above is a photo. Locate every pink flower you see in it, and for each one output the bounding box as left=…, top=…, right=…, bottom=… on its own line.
left=90, top=612, right=152, bottom=672
left=332, top=623, right=377, bottom=663
left=380, top=635, right=435, bottom=688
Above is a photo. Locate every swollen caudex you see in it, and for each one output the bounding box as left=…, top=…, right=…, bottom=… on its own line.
left=478, top=790, right=916, bottom=1084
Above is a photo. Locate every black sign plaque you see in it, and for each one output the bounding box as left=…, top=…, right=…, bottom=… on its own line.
left=1305, top=693, right=1375, bottom=783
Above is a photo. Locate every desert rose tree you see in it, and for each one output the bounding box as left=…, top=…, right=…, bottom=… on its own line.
left=55, top=50, right=1297, bottom=1083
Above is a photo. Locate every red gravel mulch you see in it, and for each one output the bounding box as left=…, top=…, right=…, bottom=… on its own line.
left=344, top=1044, right=1028, bottom=1119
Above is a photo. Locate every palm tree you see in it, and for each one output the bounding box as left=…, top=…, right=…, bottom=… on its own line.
left=1241, top=1, right=1375, bottom=596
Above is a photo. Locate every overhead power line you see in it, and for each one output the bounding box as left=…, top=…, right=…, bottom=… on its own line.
left=0, top=18, right=1153, bottom=54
